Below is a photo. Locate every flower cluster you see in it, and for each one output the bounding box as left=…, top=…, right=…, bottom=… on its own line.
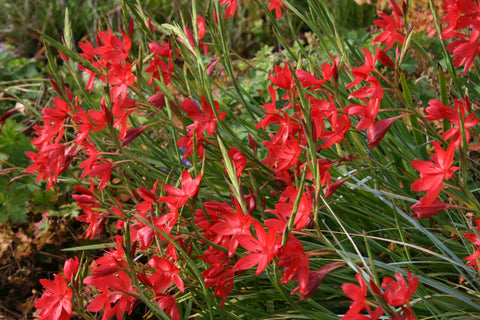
left=341, top=270, right=418, bottom=320
left=442, top=0, right=480, bottom=72
left=27, top=0, right=480, bottom=319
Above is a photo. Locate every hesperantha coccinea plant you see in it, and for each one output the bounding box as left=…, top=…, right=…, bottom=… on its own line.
left=15, top=0, right=480, bottom=318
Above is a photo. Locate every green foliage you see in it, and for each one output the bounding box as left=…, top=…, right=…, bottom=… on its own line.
left=13, top=0, right=480, bottom=319
left=327, top=0, right=377, bottom=30
left=0, top=119, right=37, bottom=223
left=0, top=50, right=45, bottom=112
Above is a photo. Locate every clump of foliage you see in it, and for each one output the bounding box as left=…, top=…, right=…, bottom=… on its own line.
left=9, top=0, right=480, bottom=319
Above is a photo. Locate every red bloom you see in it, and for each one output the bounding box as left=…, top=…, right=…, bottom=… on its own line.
left=256, top=86, right=302, bottom=144
left=262, top=135, right=303, bottom=174
left=220, top=0, right=237, bottom=19
left=411, top=141, right=459, bottom=204
left=346, top=75, right=384, bottom=130
left=89, top=160, right=115, bottom=191
left=226, top=147, right=247, bottom=177
left=278, top=236, right=310, bottom=294
left=447, top=33, right=480, bottom=73
left=367, top=116, right=402, bottom=149
left=268, top=0, right=284, bottom=19
left=95, top=29, right=131, bottom=63
left=110, top=97, right=138, bottom=140
left=465, top=247, right=480, bottom=271
left=35, top=274, right=72, bottom=320
left=463, top=217, right=480, bottom=270
left=318, top=113, right=352, bottom=149
left=25, top=144, right=79, bottom=189
left=76, top=202, right=108, bottom=239
left=148, top=256, right=185, bottom=293
left=78, top=39, right=101, bottom=92
left=84, top=270, right=137, bottom=320
left=107, top=62, right=135, bottom=101
left=135, top=180, right=159, bottom=215
left=346, top=48, right=376, bottom=89
left=381, top=271, right=418, bottom=306
left=374, top=10, right=405, bottom=51
left=200, top=247, right=235, bottom=305
left=208, top=199, right=253, bottom=257
left=341, top=273, right=368, bottom=317
left=425, top=98, right=479, bottom=147
left=269, top=64, right=293, bottom=91
left=410, top=199, right=449, bottom=219
left=341, top=273, right=384, bottom=319
left=63, top=257, right=80, bottom=283
left=71, top=107, right=107, bottom=144
left=291, top=261, right=344, bottom=300
left=234, top=220, right=277, bottom=275
left=180, top=96, right=226, bottom=136
left=442, top=0, right=480, bottom=72
left=155, top=294, right=180, bottom=320
left=158, top=170, right=202, bottom=210
left=267, top=186, right=313, bottom=231
left=145, top=42, right=173, bottom=86
left=464, top=217, right=480, bottom=245
left=41, top=97, right=73, bottom=141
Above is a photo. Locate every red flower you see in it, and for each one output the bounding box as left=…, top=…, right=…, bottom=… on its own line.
left=425, top=98, right=479, bottom=147
left=177, top=125, right=206, bottom=160
left=341, top=273, right=368, bottom=316
left=207, top=199, right=253, bottom=257
left=107, top=62, right=135, bottom=101
left=367, top=116, right=402, bottom=149
left=109, top=96, right=138, bottom=140
left=85, top=270, right=137, bottom=320
left=262, top=135, right=303, bottom=173
left=465, top=247, right=480, bottom=271
left=158, top=170, right=202, bottom=210
left=410, top=199, right=449, bottom=219
left=447, top=33, right=480, bottom=73
left=267, top=186, right=313, bottom=231
left=155, top=294, right=180, bottom=320
left=200, top=247, right=235, bottom=305
left=35, top=274, right=72, bottom=320
left=78, top=39, right=101, bottom=92
left=63, top=257, right=80, bottom=283
left=464, top=217, right=480, bottom=245
left=76, top=202, right=108, bottom=239
left=341, top=273, right=384, bottom=319
left=278, top=236, right=310, bottom=294
left=464, top=217, right=480, bottom=270
left=411, top=141, right=459, bottom=204
left=291, top=261, right=344, bottom=300
left=135, top=180, right=159, bottom=214
left=226, top=147, right=247, bottom=177
left=148, top=256, right=185, bottom=293
left=269, top=64, right=293, bottom=90
left=180, top=96, right=226, bottom=136
left=268, top=0, right=284, bottom=19
left=441, top=0, right=480, bottom=72
left=234, top=220, right=277, bottom=275
left=89, top=160, right=115, bottom=191
left=256, top=86, right=302, bottom=144
left=374, top=10, right=405, bottom=51
left=145, top=42, right=173, bottom=86
left=220, top=0, right=237, bottom=19
left=346, top=75, right=384, bottom=130
left=381, top=271, right=418, bottom=306
left=71, top=107, right=107, bottom=144
left=25, top=144, right=79, bottom=190
left=95, top=29, right=131, bottom=63
left=346, top=48, right=376, bottom=89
